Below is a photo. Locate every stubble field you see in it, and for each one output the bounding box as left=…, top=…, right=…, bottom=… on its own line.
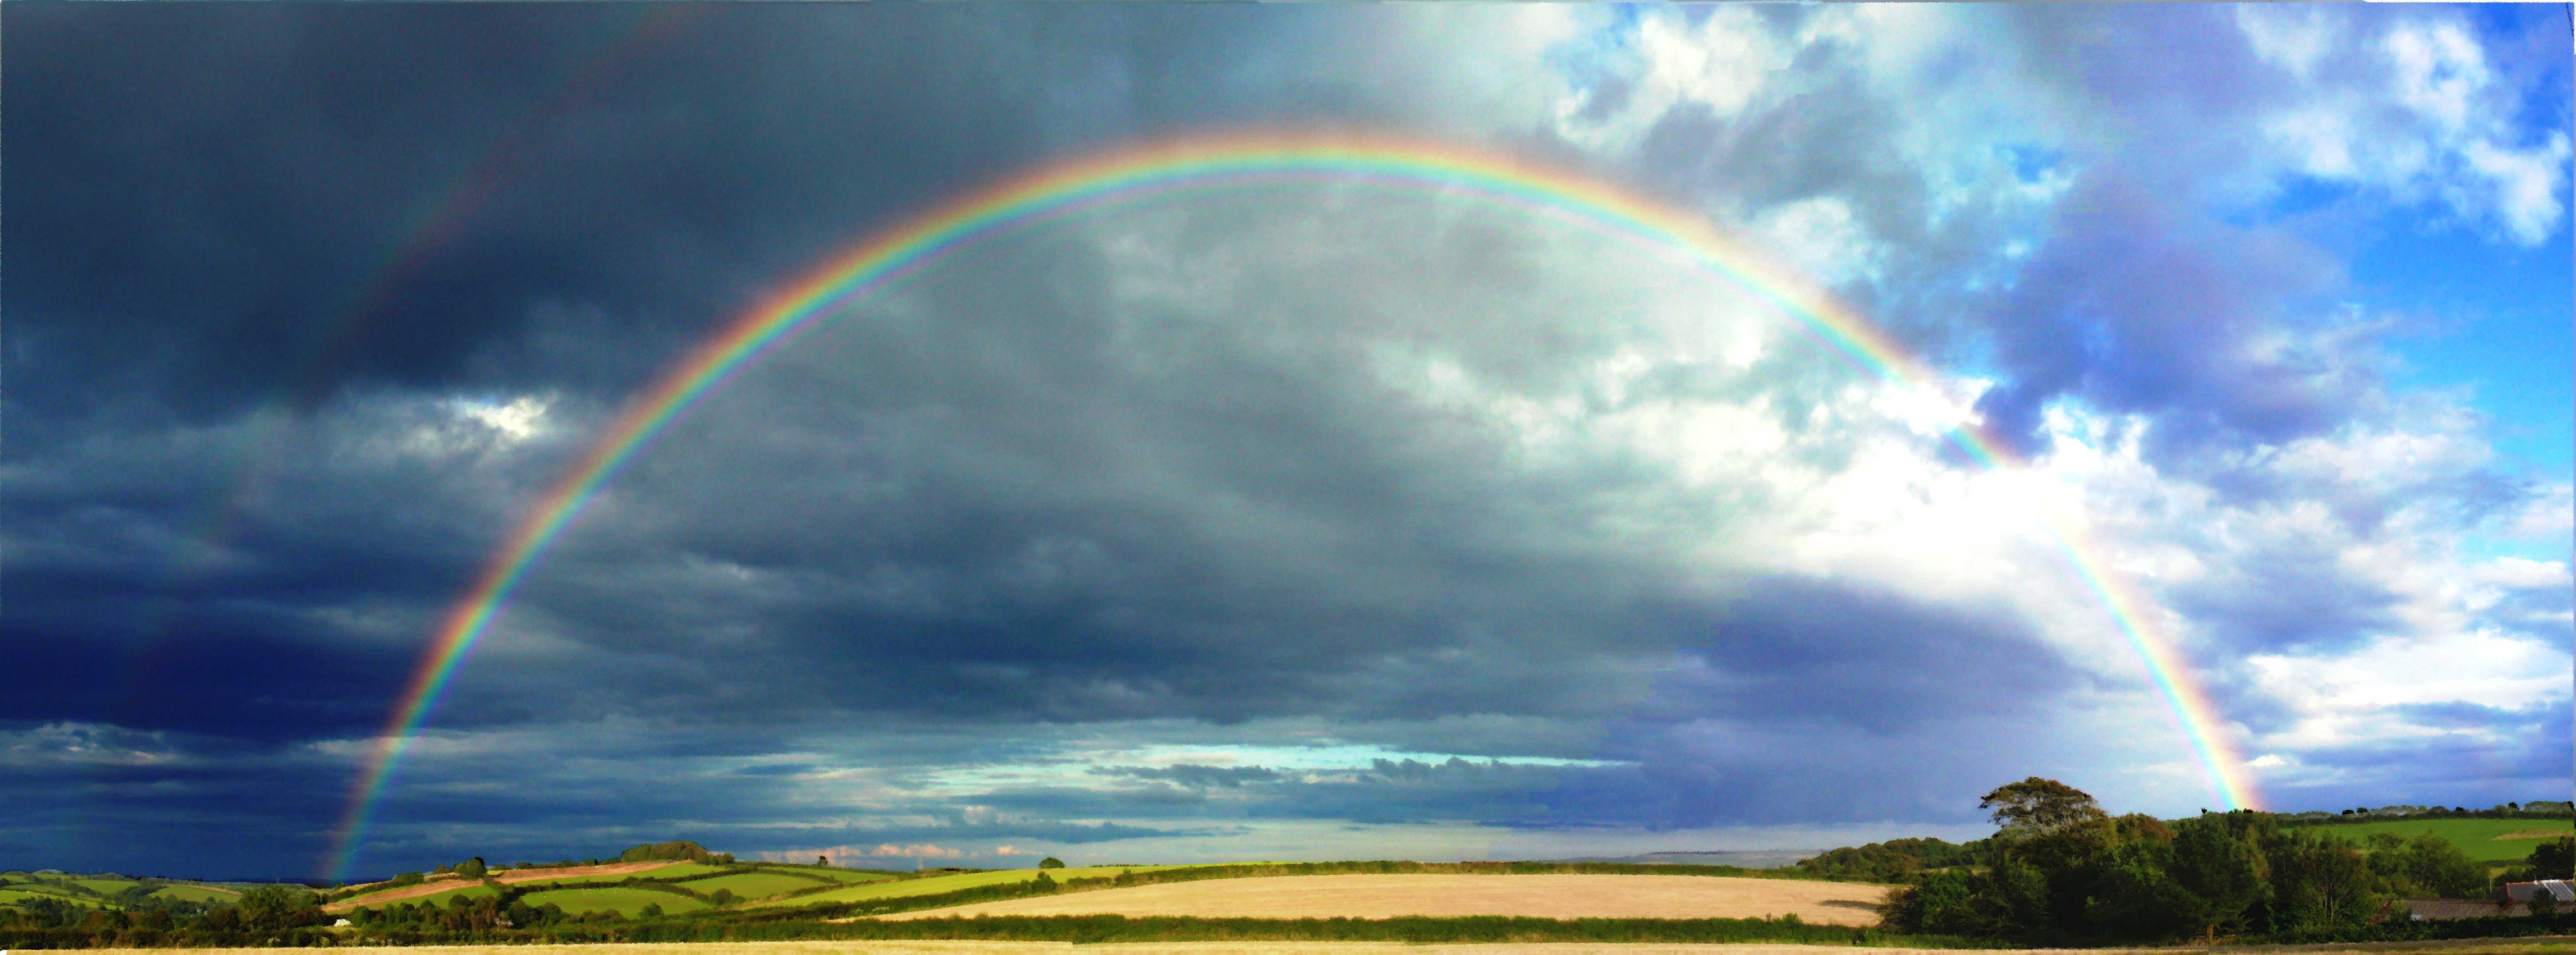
left=875, top=874, right=1891, bottom=924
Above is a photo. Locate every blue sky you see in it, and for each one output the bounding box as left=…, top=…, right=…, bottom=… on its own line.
left=3, top=3, right=2568, bottom=880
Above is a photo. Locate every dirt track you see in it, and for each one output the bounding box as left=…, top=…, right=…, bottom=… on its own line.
left=877, top=874, right=1890, bottom=924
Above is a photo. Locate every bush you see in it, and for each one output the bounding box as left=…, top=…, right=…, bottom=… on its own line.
left=1039, top=857, right=1066, bottom=870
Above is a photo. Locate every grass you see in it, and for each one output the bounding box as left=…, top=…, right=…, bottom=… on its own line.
left=781, top=867, right=900, bottom=884
left=0, top=887, right=114, bottom=909
left=72, top=878, right=137, bottom=895
left=743, top=867, right=1180, bottom=909
left=2323, top=817, right=2575, bottom=864
left=627, top=863, right=728, bottom=880
left=149, top=884, right=242, bottom=903
left=355, top=884, right=499, bottom=910
left=676, top=871, right=833, bottom=900
left=518, top=887, right=708, bottom=918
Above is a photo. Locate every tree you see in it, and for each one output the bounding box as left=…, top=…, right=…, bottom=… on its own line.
left=1980, top=777, right=2109, bottom=836
left=817, top=855, right=830, bottom=867
left=2167, top=813, right=2265, bottom=939
left=390, top=872, right=424, bottom=887
left=637, top=902, right=663, bottom=919
left=1038, top=856, right=1066, bottom=869
left=2530, top=837, right=2576, bottom=880
left=235, top=884, right=324, bottom=933
left=457, top=857, right=487, bottom=879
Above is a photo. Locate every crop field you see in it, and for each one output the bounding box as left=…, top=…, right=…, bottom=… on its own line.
left=748, top=867, right=1183, bottom=910
left=788, top=867, right=904, bottom=883
left=148, top=884, right=241, bottom=903
left=0, top=887, right=115, bottom=909
left=879, top=874, right=1891, bottom=924
left=2320, top=817, right=2574, bottom=863
left=518, top=887, right=707, bottom=917
left=680, top=871, right=835, bottom=899
left=75, top=938, right=2576, bottom=955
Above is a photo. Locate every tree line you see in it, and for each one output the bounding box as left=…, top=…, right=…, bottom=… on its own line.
left=1884, top=778, right=2573, bottom=944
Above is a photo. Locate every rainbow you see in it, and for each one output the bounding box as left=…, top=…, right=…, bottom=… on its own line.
left=323, top=132, right=2258, bottom=879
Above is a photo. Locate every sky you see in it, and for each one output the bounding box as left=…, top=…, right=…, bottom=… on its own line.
left=4, top=3, right=2569, bottom=882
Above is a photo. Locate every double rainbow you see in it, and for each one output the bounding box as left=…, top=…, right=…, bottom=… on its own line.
left=323, top=132, right=2257, bottom=880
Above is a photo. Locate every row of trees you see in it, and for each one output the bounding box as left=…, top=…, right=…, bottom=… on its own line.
left=1887, top=778, right=2529, bottom=944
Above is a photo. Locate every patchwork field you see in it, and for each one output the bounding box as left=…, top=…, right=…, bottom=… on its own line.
left=681, top=871, right=837, bottom=900
left=749, top=867, right=1183, bottom=910
left=75, top=939, right=2576, bottom=955
left=791, top=867, right=904, bottom=884
left=2320, top=817, right=2575, bottom=863
left=517, top=887, right=706, bottom=918
left=878, top=874, right=1891, bottom=924
left=148, top=884, right=242, bottom=904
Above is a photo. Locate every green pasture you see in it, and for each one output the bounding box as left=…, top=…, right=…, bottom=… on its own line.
left=350, top=883, right=498, bottom=910
left=677, top=871, right=832, bottom=900
left=786, top=866, right=901, bottom=883
left=745, top=866, right=1182, bottom=910
left=72, top=878, right=137, bottom=895
left=0, top=887, right=114, bottom=909
left=148, top=883, right=241, bottom=903
left=2323, top=817, right=2574, bottom=863
left=633, top=862, right=728, bottom=880
left=519, top=886, right=706, bottom=918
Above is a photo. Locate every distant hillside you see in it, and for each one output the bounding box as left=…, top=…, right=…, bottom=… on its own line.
left=619, top=840, right=733, bottom=864
left=1542, top=850, right=1816, bottom=869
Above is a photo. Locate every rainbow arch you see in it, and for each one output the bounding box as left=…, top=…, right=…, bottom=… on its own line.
left=323, top=131, right=2258, bottom=879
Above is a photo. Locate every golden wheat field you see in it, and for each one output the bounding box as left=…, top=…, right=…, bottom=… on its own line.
left=80, top=938, right=2576, bottom=955
left=875, top=874, right=1889, bottom=923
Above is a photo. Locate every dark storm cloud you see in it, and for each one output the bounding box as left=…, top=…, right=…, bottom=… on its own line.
left=6, top=4, right=1107, bottom=418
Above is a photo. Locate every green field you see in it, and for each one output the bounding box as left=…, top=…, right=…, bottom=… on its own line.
left=354, top=883, right=498, bottom=909
left=519, top=886, right=706, bottom=917
left=677, top=871, right=833, bottom=900
left=0, top=887, right=115, bottom=909
left=641, top=862, right=730, bottom=879
left=2322, top=817, right=2575, bottom=863
left=781, top=866, right=901, bottom=884
left=147, top=884, right=241, bottom=903
left=72, top=878, right=138, bottom=895
left=744, top=866, right=1184, bottom=909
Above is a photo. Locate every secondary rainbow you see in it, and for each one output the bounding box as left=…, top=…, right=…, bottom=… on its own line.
left=324, top=132, right=2257, bottom=879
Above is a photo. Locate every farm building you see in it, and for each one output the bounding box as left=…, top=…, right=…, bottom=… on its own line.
left=2405, top=898, right=2525, bottom=920
left=2498, top=880, right=2575, bottom=905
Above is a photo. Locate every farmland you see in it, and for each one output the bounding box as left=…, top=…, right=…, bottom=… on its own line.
left=516, top=887, right=707, bottom=918
left=60, top=935, right=2576, bottom=954
left=2313, top=817, right=2575, bottom=864
left=677, top=871, right=836, bottom=900
left=746, top=867, right=1183, bottom=909
left=878, top=873, right=1893, bottom=924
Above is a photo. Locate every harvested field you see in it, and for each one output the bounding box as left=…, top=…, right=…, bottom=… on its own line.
left=330, top=861, right=699, bottom=911
left=76, top=938, right=2576, bottom=955
left=879, top=874, right=1891, bottom=924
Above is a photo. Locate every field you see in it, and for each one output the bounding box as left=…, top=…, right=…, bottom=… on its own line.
left=69, top=937, right=2576, bottom=955
left=681, top=871, right=838, bottom=900
left=879, top=874, right=1891, bottom=924
left=2321, top=817, right=2575, bottom=864
left=748, top=868, right=1182, bottom=910
left=74, top=878, right=139, bottom=895
left=789, top=867, right=904, bottom=884
left=148, top=884, right=242, bottom=903
left=518, top=887, right=707, bottom=917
